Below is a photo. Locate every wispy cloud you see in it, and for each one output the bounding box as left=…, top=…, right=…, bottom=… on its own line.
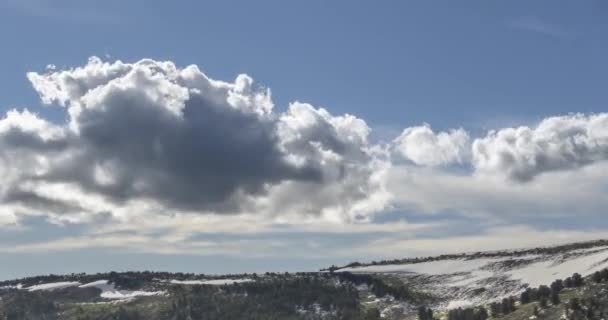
left=507, top=16, right=572, bottom=39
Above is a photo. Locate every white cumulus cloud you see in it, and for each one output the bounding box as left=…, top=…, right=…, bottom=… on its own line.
left=393, top=124, right=470, bottom=166
left=472, top=113, right=608, bottom=182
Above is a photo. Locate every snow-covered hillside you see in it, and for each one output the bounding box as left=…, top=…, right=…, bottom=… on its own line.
left=337, top=242, right=608, bottom=309
left=15, top=279, right=165, bottom=300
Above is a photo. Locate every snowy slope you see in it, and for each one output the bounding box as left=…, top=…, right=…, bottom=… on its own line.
left=26, top=281, right=81, bottom=291
left=79, top=280, right=165, bottom=299
left=338, top=244, right=608, bottom=309
left=11, top=279, right=164, bottom=300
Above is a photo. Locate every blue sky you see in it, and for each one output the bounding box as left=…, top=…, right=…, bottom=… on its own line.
left=1, top=0, right=608, bottom=280
left=2, top=1, right=608, bottom=130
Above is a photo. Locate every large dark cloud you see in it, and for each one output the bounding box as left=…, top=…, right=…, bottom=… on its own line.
left=0, top=57, right=389, bottom=223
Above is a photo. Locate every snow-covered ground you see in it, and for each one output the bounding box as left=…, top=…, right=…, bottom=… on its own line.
left=79, top=280, right=164, bottom=299
left=169, top=278, right=253, bottom=285
left=13, top=279, right=164, bottom=300
left=339, top=245, right=608, bottom=309
left=0, top=283, right=22, bottom=290
left=6, top=277, right=248, bottom=299
left=507, top=248, right=608, bottom=287
left=26, top=281, right=81, bottom=291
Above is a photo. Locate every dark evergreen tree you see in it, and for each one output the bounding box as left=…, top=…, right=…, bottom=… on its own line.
left=572, top=273, right=583, bottom=287
left=477, top=307, right=489, bottom=320
left=601, top=268, right=608, bottom=281
left=593, top=271, right=603, bottom=283
left=550, top=289, right=560, bottom=305
left=490, top=302, right=501, bottom=317
left=568, top=298, right=581, bottom=311
left=537, top=285, right=551, bottom=299
left=418, top=306, right=433, bottom=320
left=520, top=288, right=531, bottom=304
left=551, top=279, right=564, bottom=293
left=501, top=297, right=515, bottom=314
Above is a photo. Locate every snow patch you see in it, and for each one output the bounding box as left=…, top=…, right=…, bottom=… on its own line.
left=447, top=299, right=474, bottom=309
left=508, top=248, right=608, bottom=287
left=79, top=280, right=164, bottom=299
left=26, top=281, right=80, bottom=291
left=169, top=279, right=253, bottom=285
left=0, top=283, right=22, bottom=290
